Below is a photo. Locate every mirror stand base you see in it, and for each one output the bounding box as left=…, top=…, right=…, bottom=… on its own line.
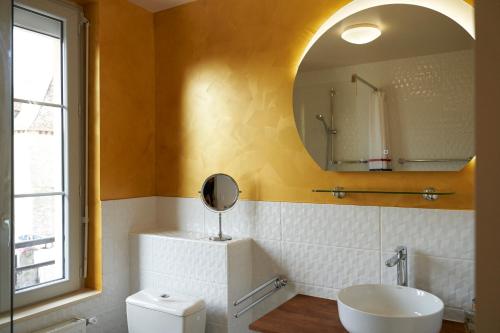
left=209, top=235, right=232, bottom=242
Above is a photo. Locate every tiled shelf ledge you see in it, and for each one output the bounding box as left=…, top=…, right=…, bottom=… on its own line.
left=0, top=289, right=100, bottom=328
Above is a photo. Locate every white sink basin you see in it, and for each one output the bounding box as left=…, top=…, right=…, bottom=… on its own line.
left=337, top=284, right=444, bottom=333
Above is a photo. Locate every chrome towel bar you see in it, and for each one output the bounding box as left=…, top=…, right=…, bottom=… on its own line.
left=233, top=276, right=287, bottom=318
left=399, top=157, right=473, bottom=164
left=332, top=159, right=368, bottom=165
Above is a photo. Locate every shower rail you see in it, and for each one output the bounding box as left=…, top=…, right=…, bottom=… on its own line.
left=233, top=276, right=287, bottom=318
left=332, top=159, right=368, bottom=165
left=352, top=74, right=379, bottom=91
left=398, top=157, right=473, bottom=164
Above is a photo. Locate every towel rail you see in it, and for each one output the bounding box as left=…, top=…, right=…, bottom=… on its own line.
left=233, top=276, right=287, bottom=318
left=399, top=157, right=473, bottom=164
left=332, top=159, right=368, bottom=165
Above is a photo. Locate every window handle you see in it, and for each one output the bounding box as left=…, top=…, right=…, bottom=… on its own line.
left=3, top=219, right=11, bottom=248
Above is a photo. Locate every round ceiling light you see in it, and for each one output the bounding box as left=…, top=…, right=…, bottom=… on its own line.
left=341, top=24, right=382, bottom=44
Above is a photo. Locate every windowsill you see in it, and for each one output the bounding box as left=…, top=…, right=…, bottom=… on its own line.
left=0, top=288, right=101, bottom=328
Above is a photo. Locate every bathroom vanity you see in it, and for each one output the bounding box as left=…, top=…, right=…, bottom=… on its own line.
left=249, top=294, right=466, bottom=333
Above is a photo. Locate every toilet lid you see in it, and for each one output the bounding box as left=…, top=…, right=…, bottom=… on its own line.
left=126, top=289, right=205, bottom=317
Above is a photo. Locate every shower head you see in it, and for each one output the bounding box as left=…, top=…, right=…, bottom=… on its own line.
left=316, top=114, right=330, bottom=132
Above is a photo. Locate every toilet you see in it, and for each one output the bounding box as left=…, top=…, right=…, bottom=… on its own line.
left=126, top=289, right=206, bottom=333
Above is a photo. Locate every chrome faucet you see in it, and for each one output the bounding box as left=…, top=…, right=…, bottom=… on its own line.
left=385, top=246, right=408, bottom=287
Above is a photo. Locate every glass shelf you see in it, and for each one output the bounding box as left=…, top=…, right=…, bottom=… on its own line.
left=312, top=187, right=454, bottom=201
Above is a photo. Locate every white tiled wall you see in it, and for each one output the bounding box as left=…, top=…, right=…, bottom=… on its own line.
left=4, top=196, right=474, bottom=333
left=3, top=197, right=156, bottom=333
left=157, top=197, right=475, bottom=323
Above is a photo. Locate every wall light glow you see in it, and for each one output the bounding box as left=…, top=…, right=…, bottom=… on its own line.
left=298, top=0, right=474, bottom=65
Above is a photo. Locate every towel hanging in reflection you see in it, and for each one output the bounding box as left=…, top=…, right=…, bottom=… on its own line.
left=368, top=91, right=392, bottom=171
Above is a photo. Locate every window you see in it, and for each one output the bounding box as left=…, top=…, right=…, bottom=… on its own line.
left=13, top=0, right=84, bottom=306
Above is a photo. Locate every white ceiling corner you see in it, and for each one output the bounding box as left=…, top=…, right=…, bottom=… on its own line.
left=128, top=0, right=196, bottom=13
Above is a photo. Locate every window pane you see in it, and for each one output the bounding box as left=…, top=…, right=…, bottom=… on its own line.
left=14, top=103, right=63, bottom=194
left=13, top=25, right=61, bottom=104
left=14, top=196, right=64, bottom=290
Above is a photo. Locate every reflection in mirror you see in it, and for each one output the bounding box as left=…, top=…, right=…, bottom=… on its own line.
left=293, top=4, right=474, bottom=172
left=200, top=174, right=239, bottom=241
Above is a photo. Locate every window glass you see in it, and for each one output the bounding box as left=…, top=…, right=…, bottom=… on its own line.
left=14, top=196, right=64, bottom=290
left=14, top=103, right=63, bottom=194
left=13, top=8, right=65, bottom=292
left=13, top=25, right=61, bottom=104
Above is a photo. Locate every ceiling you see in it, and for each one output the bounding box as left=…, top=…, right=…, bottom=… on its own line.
left=128, top=0, right=195, bottom=12
left=300, top=4, right=474, bottom=72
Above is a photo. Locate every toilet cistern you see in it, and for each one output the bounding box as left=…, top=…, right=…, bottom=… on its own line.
left=385, top=245, right=408, bottom=287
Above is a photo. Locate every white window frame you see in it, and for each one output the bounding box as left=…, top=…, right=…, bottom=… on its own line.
left=13, top=0, right=83, bottom=307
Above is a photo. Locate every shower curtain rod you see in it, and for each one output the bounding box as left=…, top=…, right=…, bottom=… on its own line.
left=352, top=74, right=379, bottom=92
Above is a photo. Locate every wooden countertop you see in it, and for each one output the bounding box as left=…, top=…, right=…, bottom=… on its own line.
left=249, top=294, right=466, bottom=333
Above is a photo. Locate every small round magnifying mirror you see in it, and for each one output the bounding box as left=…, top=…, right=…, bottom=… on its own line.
left=200, top=173, right=240, bottom=241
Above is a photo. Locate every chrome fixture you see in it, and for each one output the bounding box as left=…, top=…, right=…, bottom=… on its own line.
left=315, top=88, right=337, bottom=170
left=315, top=114, right=337, bottom=135
left=312, top=187, right=453, bottom=201
left=200, top=173, right=240, bottom=241
left=385, top=246, right=408, bottom=287
left=352, top=73, right=379, bottom=92
left=331, top=186, right=346, bottom=199
left=233, top=276, right=287, bottom=318
left=332, top=159, right=368, bottom=165
left=399, top=157, right=473, bottom=164
left=465, top=298, right=476, bottom=333
left=422, top=188, right=439, bottom=201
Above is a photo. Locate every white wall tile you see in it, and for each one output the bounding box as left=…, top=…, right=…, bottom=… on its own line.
left=251, top=202, right=281, bottom=241
left=381, top=207, right=474, bottom=259
left=444, top=306, right=468, bottom=322
left=282, top=203, right=380, bottom=250
left=205, top=200, right=253, bottom=238
left=227, top=239, right=252, bottom=307
left=151, top=236, right=227, bottom=284
left=381, top=252, right=474, bottom=310
left=412, top=256, right=474, bottom=310
left=207, top=322, right=228, bottom=333
left=290, top=282, right=338, bottom=300
left=281, top=242, right=332, bottom=287
left=282, top=242, right=380, bottom=289
left=204, top=201, right=282, bottom=241
left=157, top=196, right=205, bottom=233
left=251, top=239, right=282, bottom=287
left=129, top=234, right=153, bottom=272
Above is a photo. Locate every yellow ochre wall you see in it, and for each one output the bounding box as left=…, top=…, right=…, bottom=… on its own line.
left=76, top=0, right=156, bottom=289
left=78, top=0, right=156, bottom=201
left=99, top=0, right=156, bottom=200
left=154, top=0, right=475, bottom=210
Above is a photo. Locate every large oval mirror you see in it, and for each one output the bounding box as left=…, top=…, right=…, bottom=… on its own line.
left=293, top=4, right=474, bottom=172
